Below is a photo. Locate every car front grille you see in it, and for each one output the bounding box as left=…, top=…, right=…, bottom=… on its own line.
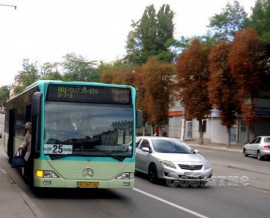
left=178, top=164, right=203, bottom=170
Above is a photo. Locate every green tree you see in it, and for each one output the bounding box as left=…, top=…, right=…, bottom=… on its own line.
left=208, top=0, right=248, bottom=41
left=248, top=0, right=270, bottom=43
left=125, top=4, right=176, bottom=65
left=40, top=62, right=62, bottom=80
left=176, top=39, right=212, bottom=144
left=62, top=53, right=99, bottom=82
left=0, top=85, right=10, bottom=106
left=15, top=59, right=40, bottom=94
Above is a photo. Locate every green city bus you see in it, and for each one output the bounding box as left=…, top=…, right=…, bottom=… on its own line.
left=4, top=80, right=142, bottom=188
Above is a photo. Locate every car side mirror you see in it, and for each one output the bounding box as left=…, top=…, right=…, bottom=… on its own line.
left=194, top=149, right=200, bottom=154
left=142, top=147, right=150, bottom=153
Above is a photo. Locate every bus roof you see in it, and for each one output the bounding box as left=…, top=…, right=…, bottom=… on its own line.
left=25, top=80, right=133, bottom=91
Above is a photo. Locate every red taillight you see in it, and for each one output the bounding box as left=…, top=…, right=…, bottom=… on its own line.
left=264, top=145, right=270, bottom=149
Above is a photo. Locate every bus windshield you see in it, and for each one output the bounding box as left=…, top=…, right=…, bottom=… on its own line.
left=44, top=102, right=133, bottom=159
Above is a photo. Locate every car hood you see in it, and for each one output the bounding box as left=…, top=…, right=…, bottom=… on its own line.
left=153, top=153, right=207, bottom=164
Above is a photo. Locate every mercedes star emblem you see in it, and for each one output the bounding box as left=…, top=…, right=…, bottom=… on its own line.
left=83, top=168, right=94, bottom=179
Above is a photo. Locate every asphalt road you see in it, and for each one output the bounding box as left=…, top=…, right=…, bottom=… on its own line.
left=1, top=113, right=270, bottom=218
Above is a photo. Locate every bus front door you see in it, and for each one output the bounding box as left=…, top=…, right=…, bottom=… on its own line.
left=7, top=109, right=16, bottom=163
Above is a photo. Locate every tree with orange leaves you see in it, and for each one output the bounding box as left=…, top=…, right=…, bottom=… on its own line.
left=208, top=41, right=240, bottom=147
left=100, top=70, right=114, bottom=84
left=100, top=69, right=135, bottom=86
left=176, top=39, right=212, bottom=144
left=134, top=65, right=149, bottom=135
left=228, top=28, right=261, bottom=139
left=136, top=57, right=175, bottom=135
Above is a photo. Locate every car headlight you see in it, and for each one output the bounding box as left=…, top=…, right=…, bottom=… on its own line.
left=160, top=160, right=176, bottom=169
left=204, top=161, right=212, bottom=170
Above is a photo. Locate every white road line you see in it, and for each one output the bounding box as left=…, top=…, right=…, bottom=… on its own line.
left=133, top=188, right=209, bottom=218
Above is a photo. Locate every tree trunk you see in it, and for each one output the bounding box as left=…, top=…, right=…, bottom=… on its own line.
left=199, top=132, right=204, bottom=145
left=198, top=120, right=204, bottom=145
left=142, top=125, right=146, bottom=136
left=226, top=126, right=231, bottom=148
left=248, top=126, right=255, bottom=141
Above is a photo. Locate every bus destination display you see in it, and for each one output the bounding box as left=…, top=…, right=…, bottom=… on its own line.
left=46, top=84, right=131, bottom=104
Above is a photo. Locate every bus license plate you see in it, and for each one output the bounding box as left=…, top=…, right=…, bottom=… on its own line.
left=77, top=182, right=99, bottom=188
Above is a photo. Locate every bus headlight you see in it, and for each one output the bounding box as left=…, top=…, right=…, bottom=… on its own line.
left=116, top=172, right=134, bottom=180
left=35, top=170, right=59, bottom=178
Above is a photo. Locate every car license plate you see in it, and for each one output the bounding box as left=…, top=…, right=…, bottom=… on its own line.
left=184, top=172, right=201, bottom=177
left=77, top=182, right=99, bottom=188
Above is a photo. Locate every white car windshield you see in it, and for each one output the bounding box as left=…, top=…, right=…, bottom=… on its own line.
left=151, top=139, right=193, bottom=154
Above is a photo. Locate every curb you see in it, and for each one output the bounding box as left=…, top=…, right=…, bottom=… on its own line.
left=188, top=144, right=243, bottom=153
left=0, top=167, right=46, bottom=218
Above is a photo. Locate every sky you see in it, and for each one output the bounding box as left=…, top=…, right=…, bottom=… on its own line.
left=0, top=0, right=257, bottom=87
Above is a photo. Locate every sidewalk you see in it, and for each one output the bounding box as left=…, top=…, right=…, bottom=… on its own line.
left=0, top=166, right=45, bottom=218
left=186, top=140, right=243, bottom=153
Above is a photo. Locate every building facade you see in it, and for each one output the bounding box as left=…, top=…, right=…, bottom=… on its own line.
left=168, top=98, right=270, bottom=145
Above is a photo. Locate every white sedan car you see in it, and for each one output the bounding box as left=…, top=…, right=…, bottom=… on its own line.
left=243, top=136, right=270, bottom=160
left=135, top=136, right=213, bottom=187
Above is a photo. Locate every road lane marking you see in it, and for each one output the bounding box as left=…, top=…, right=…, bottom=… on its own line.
left=133, top=188, right=209, bottom=218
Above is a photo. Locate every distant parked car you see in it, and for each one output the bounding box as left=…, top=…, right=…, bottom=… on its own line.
left=243, top=136, right=270, bottom=160
left=135, top=136, right=213, bottom=186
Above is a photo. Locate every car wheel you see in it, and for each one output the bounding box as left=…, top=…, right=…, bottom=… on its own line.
left=189, top=178, right=201, bottom=188
left=178, top=176, right=190, bottom=188
left=243, top=148, right=248, bottom=157
left=257, top=151, right=263, bottom=160
left=148, top=163, right=158, bottom=183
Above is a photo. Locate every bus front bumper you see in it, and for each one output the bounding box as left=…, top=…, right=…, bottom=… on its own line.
left=34, top=177, right=134, bottom=189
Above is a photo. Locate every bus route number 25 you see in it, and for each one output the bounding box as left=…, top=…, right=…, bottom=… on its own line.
left=44, top=144, right=73, bottom=155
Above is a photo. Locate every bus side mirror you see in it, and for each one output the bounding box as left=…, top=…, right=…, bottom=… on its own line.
left=31, top=92, right=43, bottom=116
left=136, top=110, right=143, bottom=128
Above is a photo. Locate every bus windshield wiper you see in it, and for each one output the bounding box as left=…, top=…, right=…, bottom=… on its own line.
left=49, top=152, right=125, bottom=161
left=49, top=155, right=69, bottom=160
left=98, top=151, right=125, bottom=161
